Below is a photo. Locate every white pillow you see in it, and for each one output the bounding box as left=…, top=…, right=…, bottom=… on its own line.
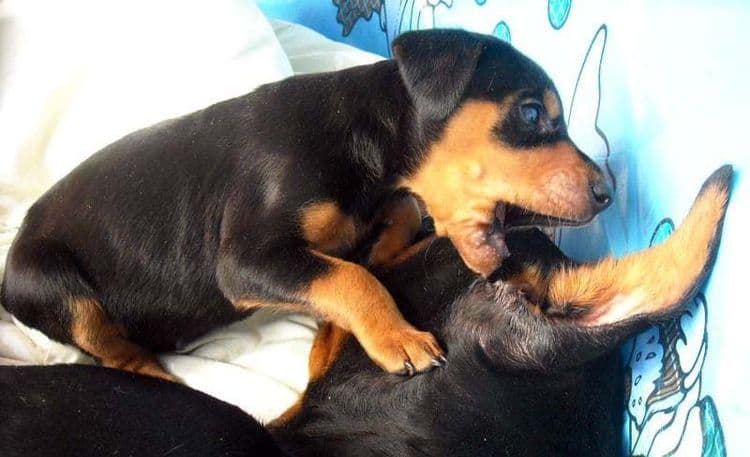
left=0, top=0, right=293, bottom=186
left=271, top=19, right=383, bottom=74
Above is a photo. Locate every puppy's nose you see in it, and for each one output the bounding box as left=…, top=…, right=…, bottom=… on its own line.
left=591, top=180, right=612, bottom=209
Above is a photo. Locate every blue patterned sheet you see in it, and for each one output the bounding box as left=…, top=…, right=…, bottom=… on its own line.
left=259, top=2, right=748, bottom=455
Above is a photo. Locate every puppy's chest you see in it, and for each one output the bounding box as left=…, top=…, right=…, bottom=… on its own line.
left=299, top=200, right=379, bottom=256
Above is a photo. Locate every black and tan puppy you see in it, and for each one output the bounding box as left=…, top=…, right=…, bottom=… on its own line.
left=1, top=29, right=611, bottom=379
left=0, top=167, right=730, bottom=457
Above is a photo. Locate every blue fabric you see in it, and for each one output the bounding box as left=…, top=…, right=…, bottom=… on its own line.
left=259, top=2, right=748, bottom=455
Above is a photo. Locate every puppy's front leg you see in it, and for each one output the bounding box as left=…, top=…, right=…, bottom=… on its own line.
left=217, top=243, right=443, bottom=376
left=308, top=252, right=444, bottom=375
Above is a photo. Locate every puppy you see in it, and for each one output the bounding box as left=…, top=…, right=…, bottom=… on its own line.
left=1, top=29, right=611, bottom=379
left=0, top=167, right=730, bottom=457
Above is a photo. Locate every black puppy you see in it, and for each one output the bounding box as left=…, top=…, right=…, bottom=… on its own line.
left=0, top=167, right=730, bottom=457
left=1, top=29, right=611, bottom=379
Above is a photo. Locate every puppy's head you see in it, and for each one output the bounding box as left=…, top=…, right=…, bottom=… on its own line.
left=395, top=29, right=612, bottom=276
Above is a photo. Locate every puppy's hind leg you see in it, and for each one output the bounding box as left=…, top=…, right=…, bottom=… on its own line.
left=68, top=297, right=177, bottom=382
left=2, top=239, right=175, bottom=381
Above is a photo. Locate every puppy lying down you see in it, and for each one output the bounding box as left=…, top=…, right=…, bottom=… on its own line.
left=0, top=166, right=732, bottom=457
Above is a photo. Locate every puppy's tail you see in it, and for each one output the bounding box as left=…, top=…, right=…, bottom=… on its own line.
left=547, top=165, right=733, bottom=325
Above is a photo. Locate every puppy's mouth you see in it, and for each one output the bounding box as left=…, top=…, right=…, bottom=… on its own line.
left=494, top=202, right=593, bottom=231
left=487, top=202, right=593, bottom=258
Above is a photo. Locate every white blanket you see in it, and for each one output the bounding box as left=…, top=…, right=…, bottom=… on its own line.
left=0, top=0, right=381, bottom=423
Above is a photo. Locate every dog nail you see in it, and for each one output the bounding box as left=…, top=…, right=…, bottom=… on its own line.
left=404, top=361, right=415, bottom=376
left=438, top=355, right=448, bottom=365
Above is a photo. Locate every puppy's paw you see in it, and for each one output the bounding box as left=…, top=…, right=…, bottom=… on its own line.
left=363, top=326, right=445, bottom=376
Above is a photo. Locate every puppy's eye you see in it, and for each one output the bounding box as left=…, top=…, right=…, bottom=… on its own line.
left=519, top=102, right=543, bottom=125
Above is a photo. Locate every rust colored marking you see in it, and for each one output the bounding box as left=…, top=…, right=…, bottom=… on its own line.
left=368, top=193, right=423, bottom=266
left=300, top=201, right=358, bottom=256
left=69, top=297, right=176, bottom=382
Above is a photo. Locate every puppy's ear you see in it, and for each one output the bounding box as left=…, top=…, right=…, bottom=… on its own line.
left=393, top=30, right=485, bottom=119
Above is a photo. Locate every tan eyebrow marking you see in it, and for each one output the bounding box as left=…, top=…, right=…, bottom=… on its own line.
left=543, top=89, right=562, bottom=120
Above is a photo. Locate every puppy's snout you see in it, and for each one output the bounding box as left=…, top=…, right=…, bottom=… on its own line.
left=590, top=179, right=612, bottom=209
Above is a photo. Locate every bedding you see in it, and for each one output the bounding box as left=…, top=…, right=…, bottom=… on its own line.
left=0, top=1, right=380, bottom=424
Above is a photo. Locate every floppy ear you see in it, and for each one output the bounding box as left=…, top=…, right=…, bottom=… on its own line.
left=392, top=29, right=485, bottom=120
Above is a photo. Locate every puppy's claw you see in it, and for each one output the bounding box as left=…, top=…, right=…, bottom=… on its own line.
left=362, top=326, right=445, bottom=375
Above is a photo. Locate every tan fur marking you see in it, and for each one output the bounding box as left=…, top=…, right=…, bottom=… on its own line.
left=232, top=298, right=303, bottom=313
left=307, top=252, right=443, bottom=374
left=232, top=298, right=266, bottom=310
left=368, top=194, right=423, bottom=266
left=69, top=297, right=176, bottom=381
left=269, top=322, right=349, bottom=428
left=270, top=398, right=303, bottom=428
left=506, top=263, right=549, bottom=306
left=379, top=235, right=439, bottom=268
left=543, top=89, right=562, bottom=120
left=546, top=184, right=729, bottom=325
left=401, top=100, right=600, bottom=275
left=307, top=322, right=349, bottom=383
left=300, top=201, right=358, bottom=256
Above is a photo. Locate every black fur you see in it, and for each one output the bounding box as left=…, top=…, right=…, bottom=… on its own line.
left=0, top=364, right=284, bottom=457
